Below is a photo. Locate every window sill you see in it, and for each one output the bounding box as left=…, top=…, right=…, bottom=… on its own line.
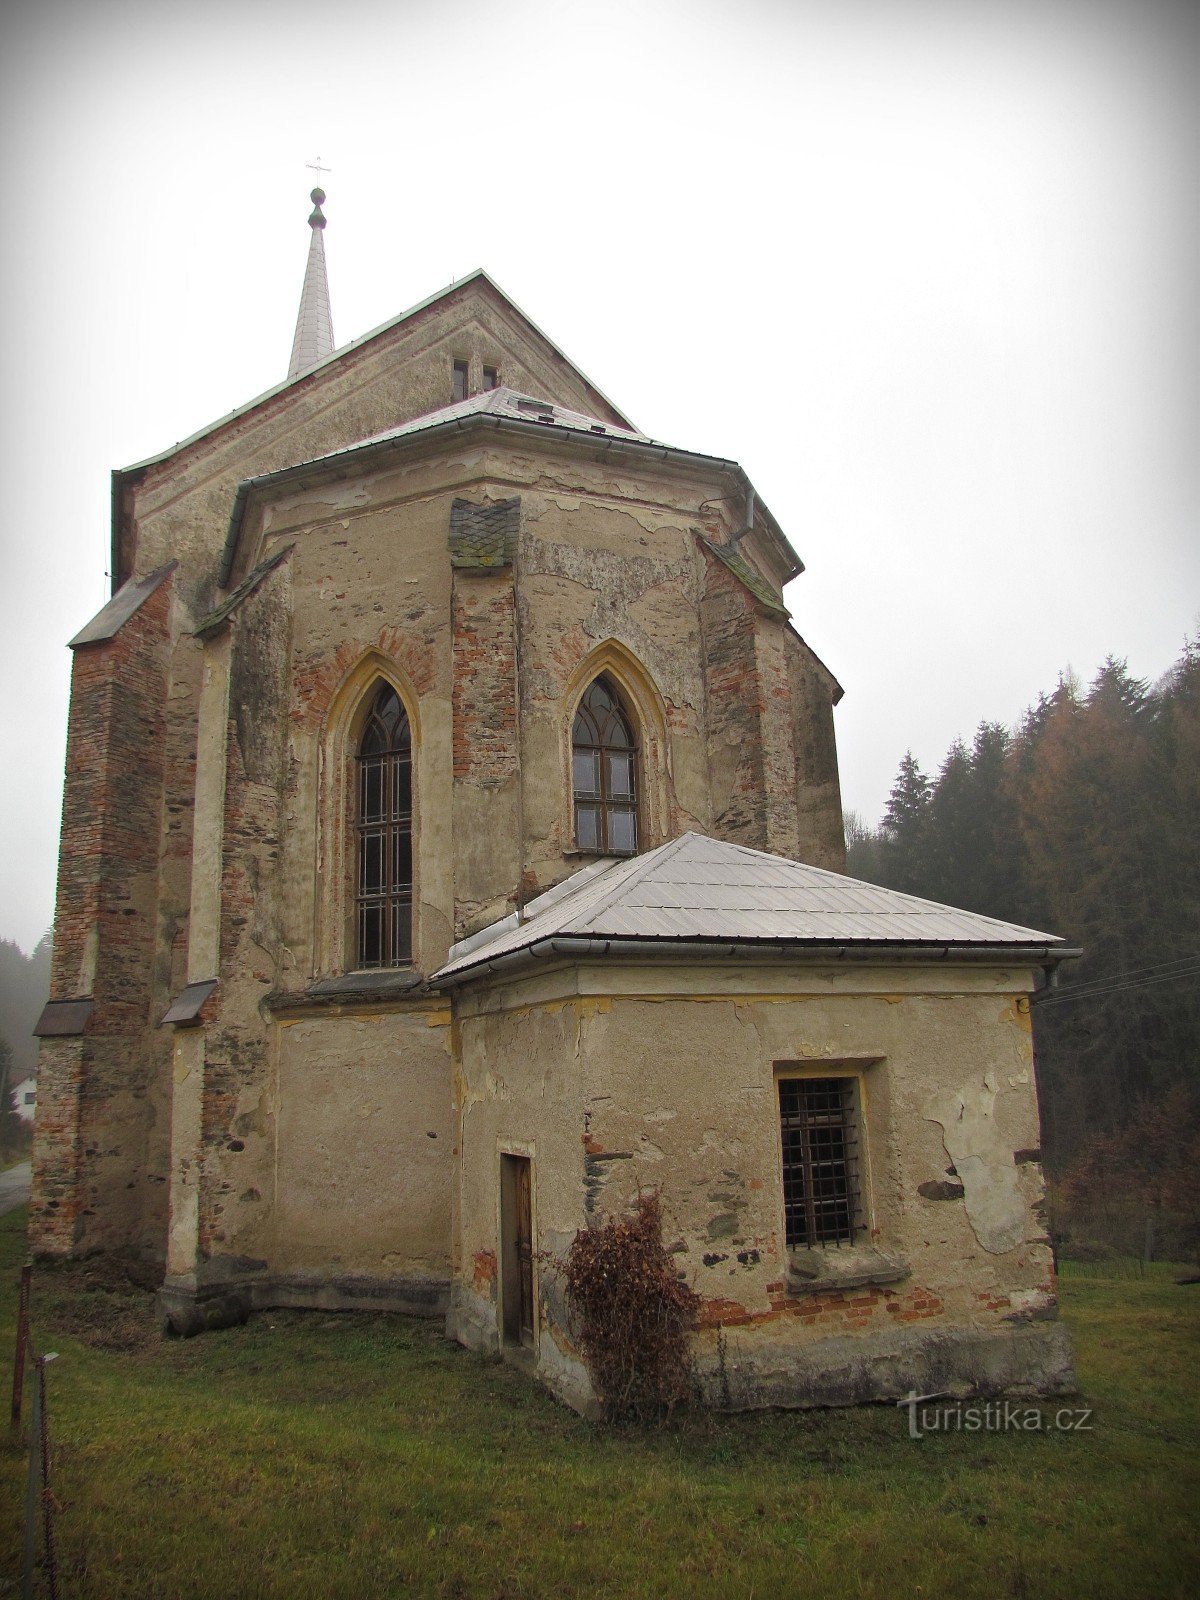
left=563, top=846, right=637, bottom=860
left=265, top=968, right=431, bottom=1015
left=786, top=1247, right=911, bottom=1297
left=309, top=969, right=422, bottom=996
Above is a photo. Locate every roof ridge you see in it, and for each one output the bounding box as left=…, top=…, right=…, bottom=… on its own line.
left=574, top=833, right=697, bottom=932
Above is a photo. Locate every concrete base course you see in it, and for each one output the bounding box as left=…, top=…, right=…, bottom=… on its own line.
left=697, top=1320, right=1076, bottom=1411
left=159, top=1269, right=451, bottom=1335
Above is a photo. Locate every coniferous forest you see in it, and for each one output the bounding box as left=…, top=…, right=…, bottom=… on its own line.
left=846, top=639, right=1200, bottom=1260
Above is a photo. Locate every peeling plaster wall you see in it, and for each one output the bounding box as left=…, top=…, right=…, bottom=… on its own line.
left=78, top=286, right=631, bottom=1276
left=45, top=300, right=846, bottom=1303
left=449, top=964, right=1071, bottom=1411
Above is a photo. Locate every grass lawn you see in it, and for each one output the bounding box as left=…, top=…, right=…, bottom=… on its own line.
left=2, top=1206, right=1197, bottom=1600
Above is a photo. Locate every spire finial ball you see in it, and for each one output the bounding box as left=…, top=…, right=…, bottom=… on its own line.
left=311, top=187, right=326, bottom=205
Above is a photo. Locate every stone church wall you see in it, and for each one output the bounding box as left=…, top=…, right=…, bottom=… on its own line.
left=38, top=292, right=847, bottom=1297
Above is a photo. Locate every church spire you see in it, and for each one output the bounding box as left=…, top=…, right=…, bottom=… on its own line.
left=287, top=188, right=335, bottom=380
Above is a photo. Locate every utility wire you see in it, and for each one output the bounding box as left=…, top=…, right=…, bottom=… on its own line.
left=1032, top=953, right=1198, bottom=995
left=1034, top=961, right=1200, bottom=1008
left=1036, top=961, right=1200, bottom=1004
left=1047, top=954, right=1199, bottom=988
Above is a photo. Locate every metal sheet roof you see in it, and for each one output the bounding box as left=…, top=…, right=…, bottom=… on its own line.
left=68, top=561, right=176, bottom=648
left=279, top=386, right=652, bottom=472
left=34, top=999, right=94, bottom=1038
left=433, top=832, right=1064, bottom=983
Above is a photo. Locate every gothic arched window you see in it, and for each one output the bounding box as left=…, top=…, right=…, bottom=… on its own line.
left=356, top=683, right=413, bottom=967
left=572, top=676, right=637, bottom=855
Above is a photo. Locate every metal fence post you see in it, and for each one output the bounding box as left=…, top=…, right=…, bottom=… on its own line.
left=11, top=1261, right=31, bottom=1430
left=21, top=1348, right=40, bottom=1600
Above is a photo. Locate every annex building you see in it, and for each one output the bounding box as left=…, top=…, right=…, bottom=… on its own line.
left=32, top=193, right=1075, bottom=1411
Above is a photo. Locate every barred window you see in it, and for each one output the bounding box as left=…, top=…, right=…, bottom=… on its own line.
left=356, top=684, right=412, bottom=968
left=778, top=1076, right=862, bottom=1248
left=572, top=676, right=637, bottom=855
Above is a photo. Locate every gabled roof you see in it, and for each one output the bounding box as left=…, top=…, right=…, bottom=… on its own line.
left=120, top=270, right=635, bottom=477
left=433, top=832, right=1070, bottom=984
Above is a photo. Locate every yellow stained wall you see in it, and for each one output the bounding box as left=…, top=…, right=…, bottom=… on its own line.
left=271, top=1010, right=454, bottom=1283
left=449, top=963, right=1061, bottom=1408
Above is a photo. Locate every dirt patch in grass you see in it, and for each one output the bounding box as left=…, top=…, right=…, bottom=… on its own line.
left=26, top=1256, right=159, bottom=1354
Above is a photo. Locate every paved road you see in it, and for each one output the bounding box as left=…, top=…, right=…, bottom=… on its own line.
left=0, top=1160, right=31, bottom=1216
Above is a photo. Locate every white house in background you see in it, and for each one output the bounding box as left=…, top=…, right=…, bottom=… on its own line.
left=11, top=1077, right=36, bottom=1124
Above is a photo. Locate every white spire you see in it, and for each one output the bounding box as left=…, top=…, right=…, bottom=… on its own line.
left=288, top=188, right=334, bottom=380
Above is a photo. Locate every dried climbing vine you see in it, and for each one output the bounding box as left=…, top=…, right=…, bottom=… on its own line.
left=559, top=1191, right=700, bottom=1422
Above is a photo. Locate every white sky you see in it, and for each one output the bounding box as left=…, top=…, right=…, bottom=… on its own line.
left=0, top=0, right=1195, bottom=955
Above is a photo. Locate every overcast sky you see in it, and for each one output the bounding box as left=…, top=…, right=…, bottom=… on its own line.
left=0, top=0, right=1195, bottom=955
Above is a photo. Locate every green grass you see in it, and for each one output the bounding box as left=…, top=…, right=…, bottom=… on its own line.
left=2, top=1205, right=1197, bottom=1599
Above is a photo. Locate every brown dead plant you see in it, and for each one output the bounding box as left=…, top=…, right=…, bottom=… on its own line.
left=559, top=1190, right=700, bottom=1422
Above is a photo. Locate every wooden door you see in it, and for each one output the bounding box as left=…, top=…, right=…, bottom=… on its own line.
left=500, top=1154, right=534, bottom=1349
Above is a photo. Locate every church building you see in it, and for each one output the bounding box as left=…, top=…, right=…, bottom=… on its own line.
left=32, top=192, right=1075, bottom=1412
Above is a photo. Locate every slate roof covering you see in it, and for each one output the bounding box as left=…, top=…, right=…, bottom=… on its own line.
left=434, top=832, right=1067, bottom=983
left=702, top=537, right=790, bottom=617
left=449, top=497, right=521, bottom=569
left=194, top=543, right=293, bottom=638
left=69, top=562, right=176, bottom=648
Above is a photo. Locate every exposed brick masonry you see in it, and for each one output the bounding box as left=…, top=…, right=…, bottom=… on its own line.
left=32, top=575, right=173, bottom=1255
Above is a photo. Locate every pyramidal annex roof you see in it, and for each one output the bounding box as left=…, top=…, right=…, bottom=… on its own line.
left=433, top=832, right=1070, bottom=984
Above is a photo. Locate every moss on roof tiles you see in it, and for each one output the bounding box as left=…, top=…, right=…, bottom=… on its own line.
left=194, top=543, right=294, bottom=637
left=449, top=497, right=520, bottom=569
left=702, top=537, right=790, bottom=617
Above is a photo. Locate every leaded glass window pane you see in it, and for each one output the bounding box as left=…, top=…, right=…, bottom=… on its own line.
left=571, top=676, right=638, bottom=855
left=355, top=683, right=413, bottom=968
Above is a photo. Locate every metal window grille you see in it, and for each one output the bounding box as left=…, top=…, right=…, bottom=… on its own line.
left=778, top=1076, right=862, bottom=1248
left=572, top=676, right=638, bottom=855
left=356, top=685, right=413, bottom=968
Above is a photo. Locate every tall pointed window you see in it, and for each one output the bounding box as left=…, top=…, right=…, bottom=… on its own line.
left=572, top=676, right=637, bottom=855
left=356, top=684, right=413, bottom=967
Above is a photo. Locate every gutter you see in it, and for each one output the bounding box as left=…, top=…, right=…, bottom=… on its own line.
left=434, top=936, right=1084, bottom=988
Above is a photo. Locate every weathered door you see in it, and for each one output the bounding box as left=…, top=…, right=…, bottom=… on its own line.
left=500, top=1154, right=534, bottom=1349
